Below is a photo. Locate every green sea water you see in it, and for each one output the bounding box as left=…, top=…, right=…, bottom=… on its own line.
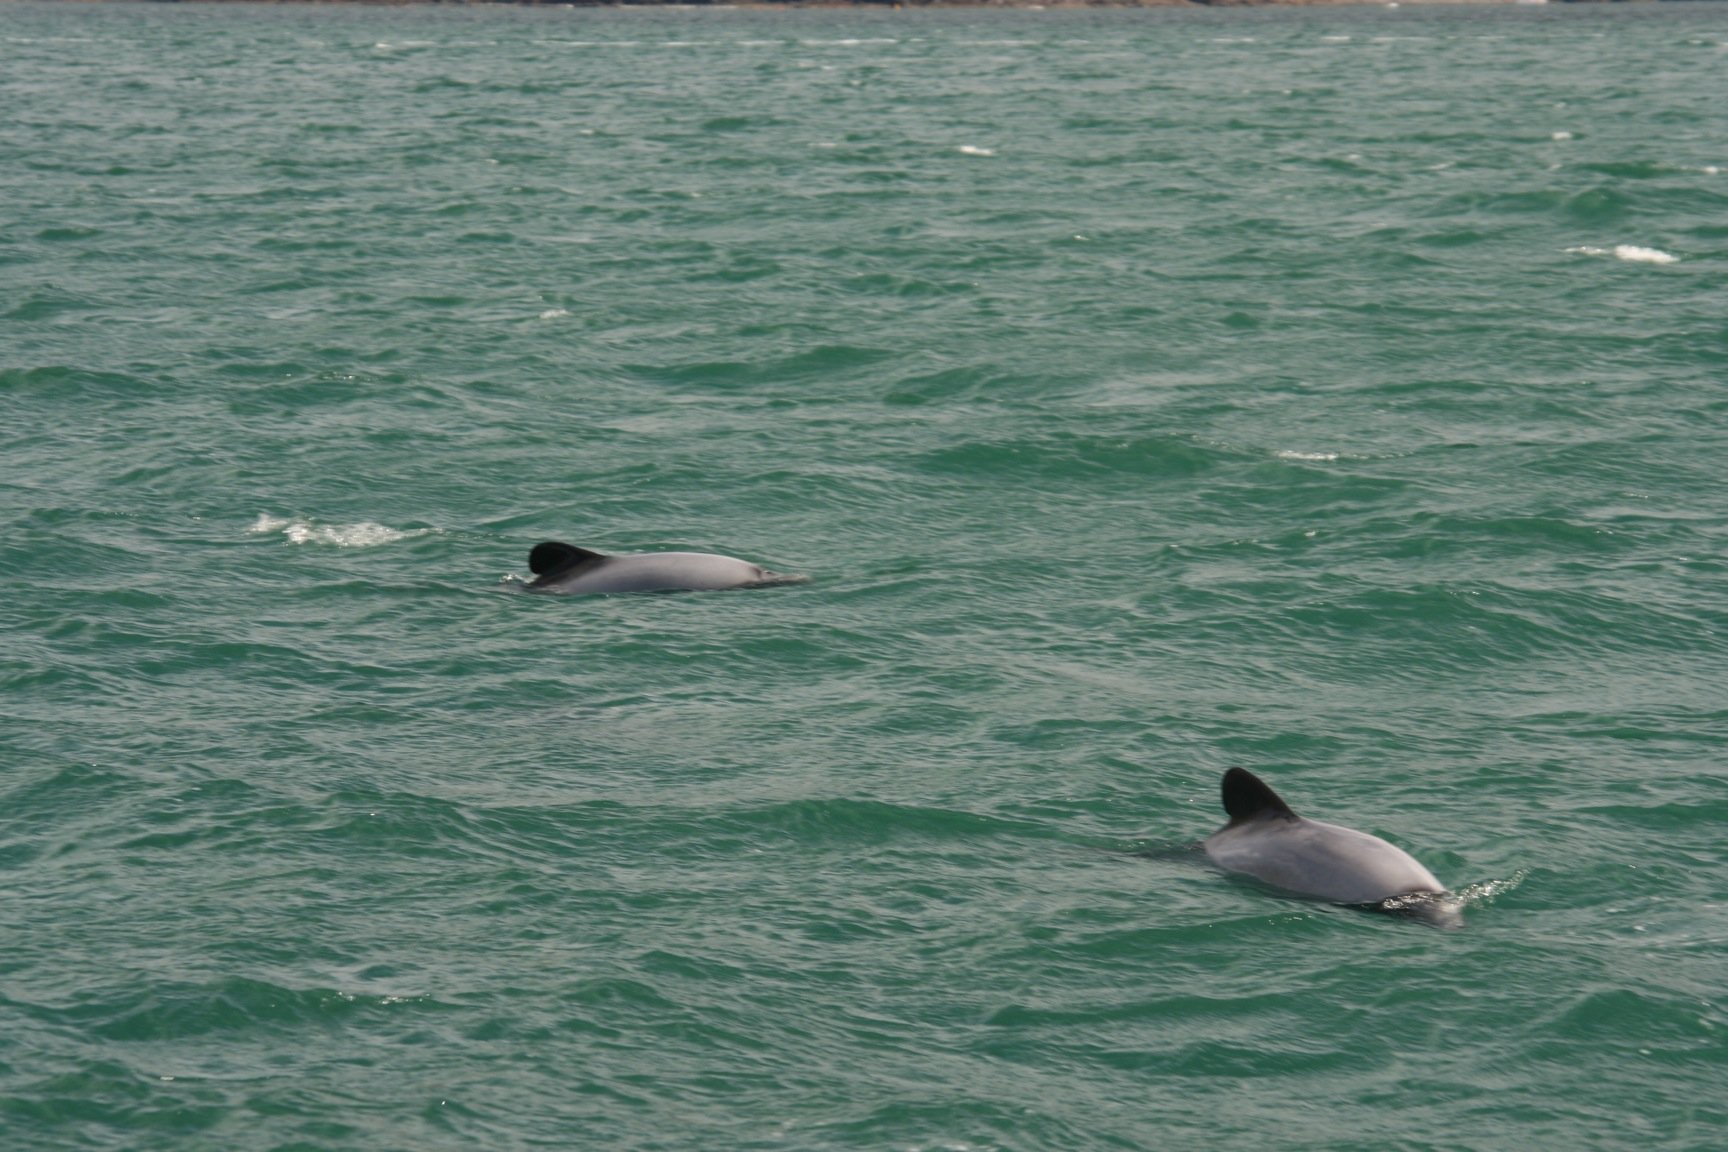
left=4, top=2, right=1728, bottom=1147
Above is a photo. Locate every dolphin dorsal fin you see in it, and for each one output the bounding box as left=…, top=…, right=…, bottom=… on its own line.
left=1222, top=768, right=1298, bottom=823
left=528, top=541, right=605, bottom=576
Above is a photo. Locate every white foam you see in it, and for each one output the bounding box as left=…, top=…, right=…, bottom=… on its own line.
left=1457, top=870, right=1526, bottom=906
left=1551, top=131, right=1573, bottom=142
left=1277, top=450, right=1339, bottom=463
left=251, top=515, right=434, bottom=547
left=539, top=308, right=570, bottom=320
left=958, top=145, right=995, bottom=158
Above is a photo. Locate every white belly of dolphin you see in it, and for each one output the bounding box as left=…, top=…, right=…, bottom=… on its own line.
left=1204, top=816, right=1444, bottom=906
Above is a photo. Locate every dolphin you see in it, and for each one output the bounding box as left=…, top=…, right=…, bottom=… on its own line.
left=524, top=541, right=797, bottom=596
left=1202, top=768, right=1461, bottom=928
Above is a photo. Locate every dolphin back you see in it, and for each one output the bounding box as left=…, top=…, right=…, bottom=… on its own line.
left=1204, top=816, right=1444, bottom=906
left=525, top=541, right=778, bottom=595
left=1203, top=768, right=1450, bottom=913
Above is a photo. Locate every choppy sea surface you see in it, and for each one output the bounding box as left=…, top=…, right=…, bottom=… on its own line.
left=4, top=2, right=1727, bottom=1147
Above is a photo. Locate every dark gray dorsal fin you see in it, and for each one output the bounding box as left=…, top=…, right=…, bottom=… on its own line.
left=1221, top=768, right=1298, bottom=823
left=528, top=541, right=605, bottom=577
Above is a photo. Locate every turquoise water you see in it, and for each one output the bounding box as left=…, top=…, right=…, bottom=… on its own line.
left=5, top=2, right=1728, bottom=1147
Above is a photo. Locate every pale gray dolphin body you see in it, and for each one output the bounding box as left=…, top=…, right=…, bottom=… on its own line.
left=1203, top=768, right=1461, bottom=927
left=525, top=541, right=796, bottom=596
